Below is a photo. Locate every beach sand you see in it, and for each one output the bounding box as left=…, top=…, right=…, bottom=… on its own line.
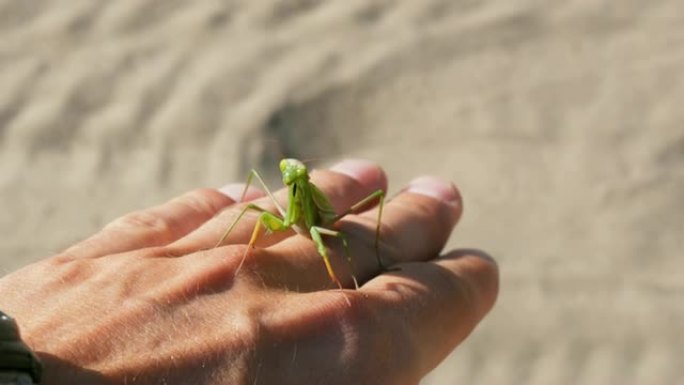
left=1, top=1, right=683, bottom=383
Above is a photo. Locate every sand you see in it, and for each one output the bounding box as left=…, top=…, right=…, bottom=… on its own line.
left=1, top=1, right=683, bottom=384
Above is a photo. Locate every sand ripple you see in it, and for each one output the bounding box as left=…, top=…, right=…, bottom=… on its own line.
left=1, top=1, right=683, bottom=383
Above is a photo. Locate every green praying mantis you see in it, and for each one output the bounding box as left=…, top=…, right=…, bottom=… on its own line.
left=214, top=158, right=385, bottom=289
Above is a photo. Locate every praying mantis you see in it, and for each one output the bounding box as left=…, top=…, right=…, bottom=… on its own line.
left=214, top=158, right=385, bottom=289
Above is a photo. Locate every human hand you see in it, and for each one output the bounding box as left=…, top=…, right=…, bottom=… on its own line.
left=0, top=160, right=498, bottom=385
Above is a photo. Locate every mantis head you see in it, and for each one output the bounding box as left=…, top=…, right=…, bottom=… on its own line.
left=279, top=158, right=308, bottom=185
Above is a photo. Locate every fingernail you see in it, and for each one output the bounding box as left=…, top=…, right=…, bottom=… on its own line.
left=218, top=183, right=263, bottom=202
left=330, top=159, right=382, bottom=184
left=406, top=176, right=461, bottom=207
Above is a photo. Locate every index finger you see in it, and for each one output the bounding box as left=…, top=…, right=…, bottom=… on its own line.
left=361, top=249, right=499, bottom=379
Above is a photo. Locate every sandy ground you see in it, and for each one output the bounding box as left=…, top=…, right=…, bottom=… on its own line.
left=1, top=1, right=683, bottom=384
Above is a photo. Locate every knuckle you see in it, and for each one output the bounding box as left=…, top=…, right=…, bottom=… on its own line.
left=339, top=214, right=408, bottom=265
left=439, top=259, right=493, bottom=322
left=440, top=250, right=500, bottom=318
left=48, top=258, right=95, bottom=286
left=175, top=188, right=232, bottom=217
left=464, top=250, right=500, bottom=314
left=406, top=195, right=453, bottom=233
left=338, top=292, right=420, bottom=378
left=348, top=214, right=396, bottom=248
left=375, top=219, right=406, bottom=259
left=339, top=291, right=374, bottom=324
left=109, top=210, right=172, bottom=234
left=356, top=214, right=409, bottom=264
left=378, top=196, right=455, bottom=261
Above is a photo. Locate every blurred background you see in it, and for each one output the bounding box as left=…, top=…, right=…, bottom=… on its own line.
left=1, top=1, right=683, bottom=384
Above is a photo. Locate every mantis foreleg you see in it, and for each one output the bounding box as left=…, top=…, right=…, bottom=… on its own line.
left=241, top=169, right=286, bottom=217
left=215, top=169, right=288, bottom=248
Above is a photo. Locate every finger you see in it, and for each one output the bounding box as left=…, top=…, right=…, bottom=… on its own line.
left=265, top=176, right=462, bottom=289
left=217, top=183, right=266, bottom=203
left=358, top=249, right=499, bottom=381
left=260, top=249, right=498, bottom=384
left=171, top=159, right=388, bottom=251
left=361, top=175, right=462, bottom=265
left=61, top=187, right=255, bottom=260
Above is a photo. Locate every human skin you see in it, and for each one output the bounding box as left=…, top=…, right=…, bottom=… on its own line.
left=0, top=159, right=498, bottom=385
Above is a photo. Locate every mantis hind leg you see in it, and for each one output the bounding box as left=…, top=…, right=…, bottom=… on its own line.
left=330, top=189, right=386, bottom=271
left=310, top=226, right=359, bottom=290
left=214, top=203, right=269, bottom=248
left=235, top=210, right=288, bottom=274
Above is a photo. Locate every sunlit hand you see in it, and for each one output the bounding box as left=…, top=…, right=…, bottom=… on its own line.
left=0, top=160, right=498, bottom=385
